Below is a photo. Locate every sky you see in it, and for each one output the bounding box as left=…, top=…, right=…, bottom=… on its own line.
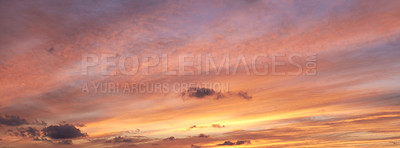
left=0, top=0, right=400, bottom=147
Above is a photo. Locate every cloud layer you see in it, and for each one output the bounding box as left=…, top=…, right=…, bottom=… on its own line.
left=0, top=0, right=400, bottom=147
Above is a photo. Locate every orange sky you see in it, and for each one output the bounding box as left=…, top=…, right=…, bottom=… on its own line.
left=0, top=0, right=400, bottom=147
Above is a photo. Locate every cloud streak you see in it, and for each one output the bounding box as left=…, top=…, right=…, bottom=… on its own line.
left=0, top=114, right=28, bottom=126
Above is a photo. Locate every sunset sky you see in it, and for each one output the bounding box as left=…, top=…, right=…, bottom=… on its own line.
left=1, top=0, right=400, bottom=147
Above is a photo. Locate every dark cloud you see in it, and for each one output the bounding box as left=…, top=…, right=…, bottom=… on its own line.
left=217, top=140, right=250, bottom=146
left=8, top=127, right=50, bottom=142
left=186, top=124, right=226, bottom=131
left=182, top=88, right=251, bottom=100
left=188, top=125, right=197, bottom=130
left=16, top=127, right=41, bottom=138
left=218, top=141, right=235, bottom=145
left=198, top=134, right=209, bottom=138
left=183, top=87, right=216, bottom=98
left=163, top=136, right=175, bottom=141
left=42, top=124, right=86, bottom=139
left=0, top=114, right=28, bottom=126
left=236, top=140, right=251, bottom=145
left=237, top=91, right=252, bottom=100
left=186, top=124, right=214, bottom=131
left=47, top=47, right=54, bottom=53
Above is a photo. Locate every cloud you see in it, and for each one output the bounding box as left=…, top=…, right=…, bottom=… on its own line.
left=74, top=123, right=85, bottom=127
left=104, top=136, right=151, bottom=143
left=197, top=134, right=209, bottom=138
left=163, top=136, right=175, bottom=141
left=15, top=127, right=41, bottom=138
left=185, top=124, right=224, bottom=131
left=237, top=91, right=252, bottom=100
left=217, top=140, right=251, bottom=146
left=58, top=140, right=72, bottom=145
left=0, top=114, right=28, bottom=126
left=218, top=141, right=235, bottom=145
left=106, top=136, right=133, bottom=143
left=186, top=125, right=208, bottom=131
left=236, top=140, right=251, bottom=145
left=125, top=129, right=141, bottom=134
left=42, top=124, right=86, bottom=139
left=187, top=125, right=197, bottom=131
left=211, top=124, right=225, bottom=128
left=31, top=120, right=47, bottom=126
left=182, top=87, right=252, bottom=100
left=182, top=87, right=216, bottom=98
